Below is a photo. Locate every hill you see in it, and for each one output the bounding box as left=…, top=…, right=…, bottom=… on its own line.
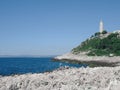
left=72, top=30, right=120, bottom=56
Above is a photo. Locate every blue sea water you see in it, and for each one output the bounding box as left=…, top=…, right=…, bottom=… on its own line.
left=0, top=57, right=87, bottom=76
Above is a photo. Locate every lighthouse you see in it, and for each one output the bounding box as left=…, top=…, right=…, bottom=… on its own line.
left=100, top=20, right=104, bottom=33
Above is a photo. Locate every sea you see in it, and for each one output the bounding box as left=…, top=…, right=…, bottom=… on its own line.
left=0, top=57, right=87, bottom=76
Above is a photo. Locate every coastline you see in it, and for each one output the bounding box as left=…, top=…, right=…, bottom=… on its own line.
left=1, top=66, right=120, bottom=90
left=1, top=54, right=120, bottom=90
left=54, top=52, right=120, bottom=64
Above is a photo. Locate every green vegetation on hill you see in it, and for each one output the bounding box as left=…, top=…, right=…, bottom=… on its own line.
left=72, top=31, right=120, bottom=56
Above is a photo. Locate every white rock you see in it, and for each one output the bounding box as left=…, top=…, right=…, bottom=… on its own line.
left=0, top=66, right=120, bottom=90
left=55, top=52, right=120, bottom=63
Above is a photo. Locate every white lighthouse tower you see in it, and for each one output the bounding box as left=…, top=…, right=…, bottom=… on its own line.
left=100, top=20, right=104, bottom=33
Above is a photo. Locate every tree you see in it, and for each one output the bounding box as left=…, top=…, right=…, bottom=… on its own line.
left=72, top=31, right=120, bottom=56
left=102, top=30, right=107, bottom=34
left=108, top=33, right=119, bottom=39
left=95, top=32, right=100, bottom=37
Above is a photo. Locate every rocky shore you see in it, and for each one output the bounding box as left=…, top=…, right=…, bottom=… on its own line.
left=54, top=52, right=120, bottom=63
left=1, top=53, right=120, bottom=90
left=0, top=66, right=120, bottom=90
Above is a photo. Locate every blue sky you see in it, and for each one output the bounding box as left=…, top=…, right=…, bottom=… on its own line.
left=0, top=0, right=120, bottom=56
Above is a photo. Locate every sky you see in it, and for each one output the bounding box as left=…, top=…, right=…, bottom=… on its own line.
left=0, top=0, right=120, bottom=56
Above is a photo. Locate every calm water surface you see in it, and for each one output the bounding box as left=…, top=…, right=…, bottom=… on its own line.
left=0, top=57, right=87, bottom=76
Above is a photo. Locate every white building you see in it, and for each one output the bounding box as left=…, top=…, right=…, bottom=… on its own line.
left=100, top=20, right=104, bottom=33
left=113, top=30, right=120, bottom=33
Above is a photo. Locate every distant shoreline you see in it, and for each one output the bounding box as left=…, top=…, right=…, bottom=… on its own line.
left=0, top=55, right=57, bottom=58
left=53, top=59, right=119, bottom=67
left=54, top=53, right=120, bottom=67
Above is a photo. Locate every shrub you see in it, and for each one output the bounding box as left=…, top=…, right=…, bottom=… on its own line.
left=72, top=31, right=120, bottom=56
